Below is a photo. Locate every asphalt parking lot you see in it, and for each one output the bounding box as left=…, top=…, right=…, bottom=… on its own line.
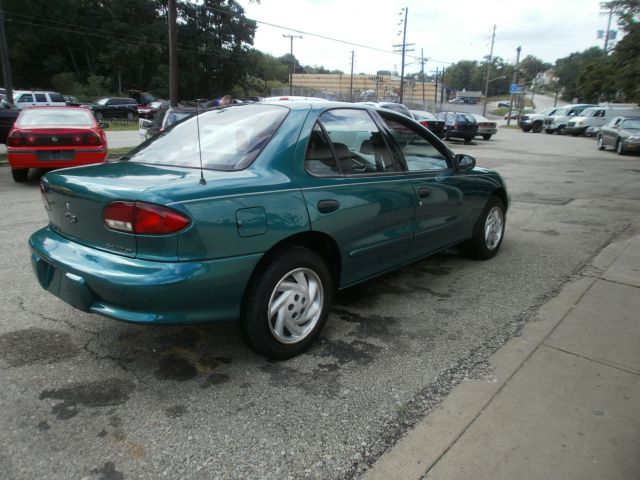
left=1, top=127, right=639, bottom=480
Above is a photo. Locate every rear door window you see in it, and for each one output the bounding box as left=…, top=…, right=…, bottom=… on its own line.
left=34, top=93, right=47, bottom=103
left=48, top=93, right=65, bottom=102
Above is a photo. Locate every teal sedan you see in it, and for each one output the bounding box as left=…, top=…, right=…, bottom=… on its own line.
left=30, top=101, right=508, bottom=359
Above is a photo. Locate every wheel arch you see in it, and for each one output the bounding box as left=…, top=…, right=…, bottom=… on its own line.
left=493, top=187, right=509, bottom=211
left=246, top=231, right=342, bottom=295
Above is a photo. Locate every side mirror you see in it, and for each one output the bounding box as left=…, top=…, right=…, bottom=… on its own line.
left=455, top=154, right=476, bottom=170
left=99, top=122, right=110, bottom=129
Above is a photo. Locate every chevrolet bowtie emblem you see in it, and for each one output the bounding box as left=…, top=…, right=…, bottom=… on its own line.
left=51, top=136, right=59, bottom=142
left=64, top=202, right=77, bottom=223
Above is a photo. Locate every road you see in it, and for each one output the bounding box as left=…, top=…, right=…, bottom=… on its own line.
left=1, top=128, right=639, bottom=479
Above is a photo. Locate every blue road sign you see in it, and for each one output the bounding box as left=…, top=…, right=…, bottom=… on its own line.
left=510, top=84, right=525, bottom=94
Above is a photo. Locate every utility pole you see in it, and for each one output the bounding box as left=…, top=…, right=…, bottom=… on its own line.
left=168, top=0, right=178, bottom=107
left=434, top=67, right=438, bottom=104
left=604, top=6, right=613, bottom=54
left=283, top=34, right=302, bottom=95
left=420, top=48, right=426, bottom=109
left=349, top=50, right=354, bottom=102
left=482, top=24, right=496, bottom=117
left=0, top=0, right=14, bottom=104
left=394, top=7, right=409, bottom=104
left=506, top=46, right=521, bottom=127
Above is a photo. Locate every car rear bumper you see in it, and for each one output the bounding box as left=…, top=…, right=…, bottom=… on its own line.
left=29, top=227, right=262, bottom=324
left=564, top=126, right=587, bottom=135
left=8, top=148, right=107, bottom=169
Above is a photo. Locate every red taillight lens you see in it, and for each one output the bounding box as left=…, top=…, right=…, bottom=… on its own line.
left=85, top=132, right=102, bottom=146
left=7, top=131, right=23, bottom=147
left=25, top=134, right=37, bottom=145
left=104, top=201, right=190, bottom=234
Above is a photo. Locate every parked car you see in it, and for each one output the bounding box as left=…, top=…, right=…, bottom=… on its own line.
left=498, top=100, right=511, bottom=108
left=436, top=111, right=479, bottom=143
left=410, top=110, right=445, bottom=138
left=30, top=101, right=508, bottom=359
left=90, top=97, right=139, bottom=120
left=0, top=97, right=20, bottom=144
left=470, top=114, right=497, bottom=140
left=448, top=97, right=465, bottom=104
left=596, top=116, right=640, bottom=155
left=63, top=95, right=81, bottom=106
left=519, top=107, right=560, bottom=133
left=13, top=90, right=67, bottom=109
left=565, top=104, right=640, bottom=136
left=358, top=101, right=413, bottom=118
left=129, top=90, right=157, bottom=106
left=139, top=106, right=197, bottom=141
left=7, top=106, right=108, bottom=182
left=137, top=100, right=169, bottom=119
left=544, top=104, right=595, bottom=134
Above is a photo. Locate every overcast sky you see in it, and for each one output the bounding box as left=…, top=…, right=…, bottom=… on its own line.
left=237, top=0, right=616, bottom=74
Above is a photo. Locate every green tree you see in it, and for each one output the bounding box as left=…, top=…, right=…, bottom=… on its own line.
left=603, top=0, right=640, bottom=102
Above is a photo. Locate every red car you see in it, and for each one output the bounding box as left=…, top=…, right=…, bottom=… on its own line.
left=7, top=107, right=108, bottom=182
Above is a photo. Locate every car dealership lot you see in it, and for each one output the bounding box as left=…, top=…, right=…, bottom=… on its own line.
left=1, top=129, right=639, bottom=479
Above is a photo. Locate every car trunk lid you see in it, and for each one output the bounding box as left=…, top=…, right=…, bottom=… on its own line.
left=41, top=162, right=202, bottom=259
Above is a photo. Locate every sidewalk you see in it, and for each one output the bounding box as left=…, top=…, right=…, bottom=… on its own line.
left=365, top=232, right=640, bottom=480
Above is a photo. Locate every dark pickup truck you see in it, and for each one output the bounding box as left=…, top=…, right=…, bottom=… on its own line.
left=0, top=99, right=20, bottom=144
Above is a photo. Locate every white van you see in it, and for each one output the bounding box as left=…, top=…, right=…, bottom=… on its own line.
left=565, top=104, right=639, bottom=136
left=13, top=90, right=67, bottom=109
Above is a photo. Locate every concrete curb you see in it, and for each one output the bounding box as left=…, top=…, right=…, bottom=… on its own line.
left=363, top=233, right=636, bottom=480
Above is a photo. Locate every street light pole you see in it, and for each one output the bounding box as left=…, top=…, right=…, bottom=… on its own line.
left=482, top=24, right=496, bottom=117
left=283, top=34, right=302, bottom=95
left=506, top=46, right=522, bottom=127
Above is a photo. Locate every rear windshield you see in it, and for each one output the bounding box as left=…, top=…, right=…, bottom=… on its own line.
left=456, top=114, right=476, bottom=123
left=18, top=108, right=95, bottom=127
left=125, top=104, right=288, bottom=171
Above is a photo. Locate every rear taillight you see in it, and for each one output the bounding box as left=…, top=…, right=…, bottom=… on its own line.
left=72, top=132, right=102, bottom=146
left=104, top=201, right=191, bottom=235
left=420, top=121, right=430, bottom=128
left=7, top=131, right=23, bottom=147
left=85, top=132, right=102, bottom=146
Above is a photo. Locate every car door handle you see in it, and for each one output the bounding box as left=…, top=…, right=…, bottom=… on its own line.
left=418, top=187, right=431, bottom=198
left=317, top=199, right=339, bottom=213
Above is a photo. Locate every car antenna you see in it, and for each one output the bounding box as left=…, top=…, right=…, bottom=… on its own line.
left=194, top=97, right=206, bottom=185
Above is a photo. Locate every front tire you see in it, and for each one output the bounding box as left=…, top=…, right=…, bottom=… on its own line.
left=95, top=111, right=103, bottom=121
left=11, top=169, right=28, bottom=182
left=616, top=138, right=625, bottom=155
left=532, top=121, right=543, bottom=133
left=241, top=246, right=333, bottom=360
left=482, top=134, right=492, bottom=140
left=521, top=126, right=531, bottom=132
left=127, top=111, right=135, bottom=120
left=545, top=129, right=554, bottom=134
left=597, top=135, right=606, bottom=150
left=465, top=196, right=505, bottom=260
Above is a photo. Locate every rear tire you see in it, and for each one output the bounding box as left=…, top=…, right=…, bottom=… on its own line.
left=241, top=246, right=333, bottom=360
left=557, top=126, right=566, bottom=135
left=11, top=169, right=28, bottom=182
left=532, top=121, right=543, bottom=133
left=464, top=137, right=473, bottom=144
left=521, top=126, right=531, bottom=132
left=482, top=134, right=492, bottom=140
left=597, top=135, right=606, bottom=150
left=465, top=196, right=505, bottom=260
left=127, top=111, right=135, bottom=120
left=545, top=129, right=553, bottom=134
left=95, top=111, right=103, bottom=121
